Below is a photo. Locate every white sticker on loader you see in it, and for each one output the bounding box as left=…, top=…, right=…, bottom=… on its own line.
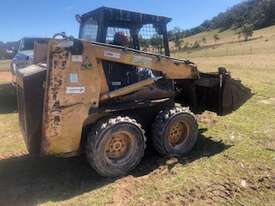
left=57, top=40, right=74, bottom=48
left=71, top=55, right=83, bottom=63
left=69, top=73, right=79, bottom=83
left=111, top=81, right=122, bottom=86
left=66, top=87, right=85, bottom=94
left=104, top=51, right=121, bottom=59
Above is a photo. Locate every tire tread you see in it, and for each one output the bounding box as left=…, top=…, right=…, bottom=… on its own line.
left=152, top=106, right=198, bottom=156
left=86, top=116, right=146, bottom=177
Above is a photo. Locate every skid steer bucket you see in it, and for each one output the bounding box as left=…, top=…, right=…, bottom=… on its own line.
left=177, top=68, right=252, bottom=116
left=218, top=72, right=252, bottom=115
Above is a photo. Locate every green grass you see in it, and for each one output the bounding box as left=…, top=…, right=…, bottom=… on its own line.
left=0, top=83, right=25, bottom=154
left=0, top=28, right=275, bottom=205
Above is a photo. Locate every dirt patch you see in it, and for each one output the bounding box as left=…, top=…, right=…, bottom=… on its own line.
left=261, top=139, right=275, bottom=152
left=147, top=154, right=275, bottom=206
left=107, top=176, right=137, bottom=206
left=152, top=174, right=275, bottom=206
left=197, top=111, right=218, bottom=125
left=259, top=97, right=275, bottom=105
left=0, top=71, right=12, bottom=84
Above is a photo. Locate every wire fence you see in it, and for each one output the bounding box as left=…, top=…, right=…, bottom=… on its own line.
left=173, top=42, right=275, bottom=59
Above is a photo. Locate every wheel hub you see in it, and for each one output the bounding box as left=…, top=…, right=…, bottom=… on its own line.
left=168, top=121, right=188, bottom=147
left=105, top=132, right=131, bottom=160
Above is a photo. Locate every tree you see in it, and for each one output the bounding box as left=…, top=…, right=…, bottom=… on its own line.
left=192, top=41, right=201, bottom=49
left=169, top=0, right=275, bottom=38
left=202, top=37, right=207, bottom=44
left=150, top=35, right=163, bottom=53
left=0, top=49, right=13, bottom=60
left=213, top=34, right=220, bottom=44
left=174, top=38, right=184, bottom=51
left=237, top=32, right=242, bottom=41
left=169, top=27, right=185, bottom=51
left=240, top=24, right=254, bottom=41
left=183, top=42, right=190, bottom=50
left=139, top=36, right=150, bottom=51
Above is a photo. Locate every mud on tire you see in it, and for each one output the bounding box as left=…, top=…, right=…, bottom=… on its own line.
left=152, top=106, right=198, bottom=157
left=86, top=116, right=146, bottom=177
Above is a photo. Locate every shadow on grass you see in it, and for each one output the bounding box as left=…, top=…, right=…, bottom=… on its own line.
left=0, top=129, right=231, bottom=206
left=0, top=83, right=17, bottom=114
left=133, top=128, right=232, bottom=176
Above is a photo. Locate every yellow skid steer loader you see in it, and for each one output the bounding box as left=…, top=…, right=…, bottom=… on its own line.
left=16, top=7, right=251, bottom=177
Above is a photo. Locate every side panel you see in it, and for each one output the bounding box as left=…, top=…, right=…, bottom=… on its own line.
left=16, top=65, right=46, bottom=155
left=41, top=40, right=101, bottom=155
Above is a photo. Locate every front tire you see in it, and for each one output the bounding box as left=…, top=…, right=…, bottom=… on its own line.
left=86, top=116, right=146, bottom=177
left=152, top=107, right=198, bottom=157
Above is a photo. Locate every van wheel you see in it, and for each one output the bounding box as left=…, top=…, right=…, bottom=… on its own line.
left=86, top=116, right=146, bottom=177
left=152, top=107, right=198, bottom=157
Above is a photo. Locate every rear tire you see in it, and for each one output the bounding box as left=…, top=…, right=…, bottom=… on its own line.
left=86, top=116, right=146, bottom=177
left=152, top=107, right=198, bottom=157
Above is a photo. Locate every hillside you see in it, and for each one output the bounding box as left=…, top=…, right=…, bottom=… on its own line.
left=0, top=41, right=18, bottom=51
left=185, top=0, right=275, bottom=37
left=173, top=25, right=275, bottom=59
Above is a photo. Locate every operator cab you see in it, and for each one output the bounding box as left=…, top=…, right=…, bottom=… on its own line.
left=77, top=7, right=173, bottom=96
left=77, top=6, right=171, bottom=56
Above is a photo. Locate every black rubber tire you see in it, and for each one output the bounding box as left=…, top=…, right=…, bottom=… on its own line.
left=86, top=116, right=146, bottom=177
left=152, top=106, right=198, bottom=157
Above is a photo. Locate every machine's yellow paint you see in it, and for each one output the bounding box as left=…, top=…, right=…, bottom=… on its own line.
left=41, top=39, right=199, bottom=156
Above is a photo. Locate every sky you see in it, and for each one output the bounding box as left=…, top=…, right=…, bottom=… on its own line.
left=0, top=0, right=243, bottom=42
